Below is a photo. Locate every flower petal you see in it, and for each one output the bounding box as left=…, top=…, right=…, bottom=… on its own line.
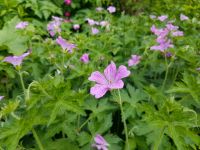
left=88, top=71, right=107, bottom=84
left=104, top=61, right=117, bottom=82
left=109, top=80, right=124, bottom=89
left=94, top=134, right=109, bottom=146
left=115, top=65, right=130, bottom=80
left=90, top=84, right=108, bottom=99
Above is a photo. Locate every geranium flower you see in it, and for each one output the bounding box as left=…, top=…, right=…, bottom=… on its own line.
left=172, top=31, right=184, bottom=37
left=80, top=53, right=89, bottom=63
left=150, top=40, right=174, bottom=52
left=107, top=6, right=116, bottom=13
left=165, top=52, right=172, bottom=57
left=166, top=23, right=179, bottom=31
left=128, top=55, right=141, bottom=66
left=88, top=61, right=130, bottom=98
left=158, top=15, right=168, bottom=22
left=15, top=21, right=29, bottom=29
left=91, top=27, right=99, bottom=35
left=3, top=51, right=31, bottom=67
left=86, top=18, right=96, bottom=26
left=150, top=15, right=156, bottom=19
left=196, top=67, right=200, bottom=71
left=47, top=16, right=63, bottom=37
left=96, top=7, right=103, bottom=12
left=180, top=14, right=189, bottom=21
left=56, top=36, right=76, bottom=53
left=64, top=0, right=71, bottom=5
left=73, top=24, right=80, bottom=30
left=0, top=96, right=4, bottom=101
left=65, top=12, right=71, bottom=17
left=100, top=21, right=109, bottom=27
left=92, top=134, right=109, bottom=150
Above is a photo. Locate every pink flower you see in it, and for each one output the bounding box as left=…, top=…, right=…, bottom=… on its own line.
left=15, top=21, right=28, bottom=29
left=92, top=134, right=109, bottom=150
left=128, top=55, right=141, bottom=66
left=150, top=40, right=174, bottom=52
left=86, top=18, right=96, bottom=26
left=150, top=15, right=156, bottom=19
left=65, top=12, right=71, bottom=17
left=47, top=16, right=63, bottom=37
left=96, top=7, right=103, bottom=12
left=88, top=61, right=130, bottom=98
left=0, top=96, right=4, bottom=101
left=91, top=27, right=99, bottom=35
left=80, top=53, right=89, bottom=63
left=107, top=6, right=116, bottom=13
left=100, top=21, right=109, bottom=27
left=158, top=15, right=168, bottom=22
left=64, top=0, right=71, bottom=5
left=3, top=51, right=31, bottom=67
left=172, top=31, right=184, bottom=37
left=73, top=24, right=80, bottom=30
left=180, top=14, right=189, bottom=21
left=56, top=36, right=76, bottom=53
left=165, top=52, right=172, bottom=57
left=196, top=67, right=200, bottom=71
left=166, top=23, right=179, bottom=31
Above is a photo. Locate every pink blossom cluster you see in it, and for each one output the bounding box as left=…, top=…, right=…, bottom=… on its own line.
left=86, top=18, right=109, bottom=35
left=150, top=22, right=184, bottom=52
left=150, top=14, right=189, bottom=21
left=47, top=16, right=63, bottom=37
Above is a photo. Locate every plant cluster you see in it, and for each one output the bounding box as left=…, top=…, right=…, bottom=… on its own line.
left=0, top=0, right=200, bottom=150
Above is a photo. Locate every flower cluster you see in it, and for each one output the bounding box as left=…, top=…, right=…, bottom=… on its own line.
left=47, top=16, right=63, bottom=37
left=150, top=21, right=183, bottom=52
left=86, top=18, right=110, bottom=35
left=150, top=14, right=189, bottom=21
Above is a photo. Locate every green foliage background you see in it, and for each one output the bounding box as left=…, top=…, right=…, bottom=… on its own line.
left=0, top=0, right=200, bottom=149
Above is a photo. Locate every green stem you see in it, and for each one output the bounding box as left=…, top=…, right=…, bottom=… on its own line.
left=32, top=128, right=45, bottom=150
left=77, top=115, right=80, bottom=129
left=117, top=89, right=129, bottom=150
left=18, top=70, right=26, bottom=97
left=161, top=55, right=169, bottom=90
left=77, top=117, right=91, bottom=132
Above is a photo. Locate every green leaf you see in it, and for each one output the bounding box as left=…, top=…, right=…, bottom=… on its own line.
left=44, top=138, right=79, bottom=150
left=134, top=98, right=199, bottom=150
left=0, top=17, right=29, bottom=55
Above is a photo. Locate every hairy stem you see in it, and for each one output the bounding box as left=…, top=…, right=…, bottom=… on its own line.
left=32, top=128, right=45, bottom=150
left=117, top=89, right=129, bottom=150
